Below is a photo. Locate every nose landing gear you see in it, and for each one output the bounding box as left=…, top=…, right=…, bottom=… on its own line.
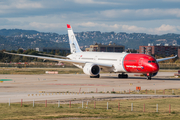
left=146, top=73, right=151, bottom=80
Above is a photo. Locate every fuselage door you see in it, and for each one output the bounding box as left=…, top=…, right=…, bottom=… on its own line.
left=94, top=56, right=98, bottom=61
left=139, top=58, right=144, bottom=66
left=119, top=57, right=122, bottom=65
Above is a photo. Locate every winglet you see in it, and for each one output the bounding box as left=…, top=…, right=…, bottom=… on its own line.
left=67, top=24, right=71, bottom=29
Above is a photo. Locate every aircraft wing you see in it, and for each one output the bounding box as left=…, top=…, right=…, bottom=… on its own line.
left=3, top=52, right=113, bottom=68
left=156, top=55, right=177, bottom=62
left=38, top=53, right=69, bottom=59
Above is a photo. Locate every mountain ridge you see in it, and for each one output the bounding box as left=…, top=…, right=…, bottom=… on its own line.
left=0, top=29, right=180, bottom=50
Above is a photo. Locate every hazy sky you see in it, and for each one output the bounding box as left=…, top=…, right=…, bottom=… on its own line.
left=0, top=0, right=180, bottom=34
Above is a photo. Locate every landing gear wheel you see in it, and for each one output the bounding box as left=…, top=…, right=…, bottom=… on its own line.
left=118, top=74, right=122, bottom=78
left=90, top=74, right=100, bottom=78
left=125, top=74, right=128, bottom=78
left=96, top=74, right=100, bottom=78
left=118, top=73, right=128, bottom=78
left=147, top=76, right=151, bottom=80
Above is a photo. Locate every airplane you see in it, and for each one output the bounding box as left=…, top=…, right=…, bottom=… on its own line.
left=4, top=24, right=177, bottom=80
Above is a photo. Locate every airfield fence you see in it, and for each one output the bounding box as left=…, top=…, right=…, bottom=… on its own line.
left=4, top=88, right=180, bottom=114
left=6, top=99, right=178, bottom=114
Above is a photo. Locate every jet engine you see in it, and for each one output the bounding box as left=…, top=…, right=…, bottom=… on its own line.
left=83, top=63, right=100, bottom=76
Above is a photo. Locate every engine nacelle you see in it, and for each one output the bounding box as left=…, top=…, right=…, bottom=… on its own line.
left=83, top=63, right=100, bottom=76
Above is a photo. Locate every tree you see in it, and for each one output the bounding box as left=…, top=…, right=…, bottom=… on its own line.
left=23, top=49, right=33, bottom=54
left=11, top=50, right=16, bottom=53
left=13, top=56, right=21, bottom=62
left=28, top=51, right=38, bottom=55
left=49, top=50, right=54, bottom=55
left=17, top=49, right=23, bottom=54
left=55, top=50, right=59, bottom=55
left=22, top=56, right=28, bottom=62
left=175, top=59, right=180, bottom=63
left=169, top=54, right=176, bottom=63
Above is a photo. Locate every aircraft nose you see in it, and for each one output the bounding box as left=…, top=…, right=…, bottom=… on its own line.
left=152, top=63, right=159, bottom=72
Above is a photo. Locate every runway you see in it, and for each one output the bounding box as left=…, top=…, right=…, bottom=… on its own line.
left=0, top=72, right=180, bottom=103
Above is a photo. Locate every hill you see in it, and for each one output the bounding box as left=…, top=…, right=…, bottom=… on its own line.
left=0, top=29, right=180, bottom=50
left=0, top=29, right=39, bottom=36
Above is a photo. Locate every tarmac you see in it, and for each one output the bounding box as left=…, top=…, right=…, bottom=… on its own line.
left=0, top=72, right=180, bottom=103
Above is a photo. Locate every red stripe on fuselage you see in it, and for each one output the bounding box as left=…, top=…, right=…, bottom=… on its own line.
left=123, top=54, right=159, bottom=73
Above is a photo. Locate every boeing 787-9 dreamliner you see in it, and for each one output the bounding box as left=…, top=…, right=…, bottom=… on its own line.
left=4, top=24, right=177, bottom=80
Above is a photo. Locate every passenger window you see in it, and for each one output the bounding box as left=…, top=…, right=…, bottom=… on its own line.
left=148, top=61, right=151, bottom=63
left=152, top=61, right=156, bottom=63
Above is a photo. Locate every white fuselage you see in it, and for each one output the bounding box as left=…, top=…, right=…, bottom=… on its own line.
left=67, top=51, right=128, bottom=73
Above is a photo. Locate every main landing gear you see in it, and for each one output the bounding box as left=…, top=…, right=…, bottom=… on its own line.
left=118, top=73, right=128, bottom=78
left=90, top=74, right=100, bottom=78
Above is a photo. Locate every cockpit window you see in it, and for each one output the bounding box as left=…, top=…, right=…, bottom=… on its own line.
left=152, top=61, right=156, bottom=63
left=148, top=60, right=156, bottom=63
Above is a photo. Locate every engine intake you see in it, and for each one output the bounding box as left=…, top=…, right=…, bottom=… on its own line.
left=83, top=63, right=100, bottom=76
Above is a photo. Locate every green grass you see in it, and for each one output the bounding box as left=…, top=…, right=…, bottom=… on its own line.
left=159, top=69, right=179, bottom=72
left=1, top=98, right=180, bottom=119
left=0, top=68, right=83, bottom=74
left=159, top=63, right=180, bottom=69
left=110, top=88, right=180, bottom=95
left=0, top=67, right=178, bottom=75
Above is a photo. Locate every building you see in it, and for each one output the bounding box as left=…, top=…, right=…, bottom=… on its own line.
left=85, top=43, right=125, bottom=52
left=139, top=43, right=180, bottom=57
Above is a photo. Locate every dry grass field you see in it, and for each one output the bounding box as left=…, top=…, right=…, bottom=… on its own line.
left=0, top=98, right=180, bottom=119
left=0, top=67, right=179, bottom=119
